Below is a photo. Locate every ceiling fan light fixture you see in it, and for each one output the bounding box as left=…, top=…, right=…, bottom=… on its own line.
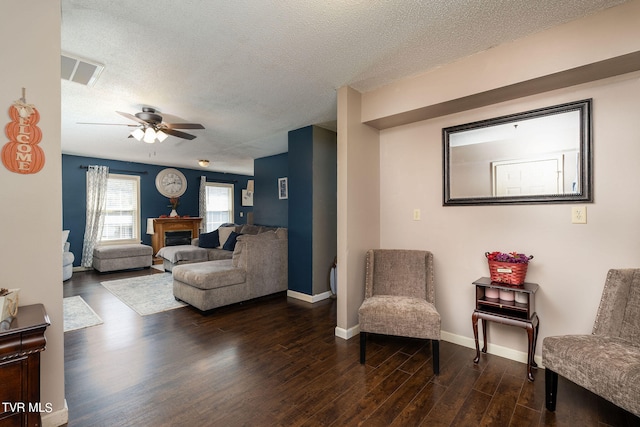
left=155, top=129, right=168, bottom=142
left=143, top=127, right=156, bottom=143
left=198, top=159, right=210, bottom=167
left=130, top=128, right=144, bottom=141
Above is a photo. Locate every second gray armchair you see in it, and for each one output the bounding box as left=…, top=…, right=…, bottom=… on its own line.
left=358, top=249, right=441, bottom=375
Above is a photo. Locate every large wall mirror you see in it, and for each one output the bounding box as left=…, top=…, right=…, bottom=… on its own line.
left=443, top=99, right=592, bottom=206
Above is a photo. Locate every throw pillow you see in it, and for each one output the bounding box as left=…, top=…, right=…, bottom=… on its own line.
left=62, top=230, right=70, bottom=252
left=217, top=226, right=236, bottom=248
left=222, top=231, right=242, bottom=251
left=198, top=230, right=219, bottom=248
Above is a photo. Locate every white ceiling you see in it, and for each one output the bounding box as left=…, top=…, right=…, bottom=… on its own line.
left=61, top=0, right=627, bottom=176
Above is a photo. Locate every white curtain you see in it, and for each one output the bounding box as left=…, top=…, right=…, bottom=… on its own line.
left=81, top=165, right=109, bottom=267
left=199, top=176, right=206, bottom=232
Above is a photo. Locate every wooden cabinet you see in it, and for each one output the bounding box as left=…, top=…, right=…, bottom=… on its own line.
left=150, top=218, right=202, bottom=262
left=471, top=277, right=540, bottom=381
left=0, top=304, right=50, bottom=427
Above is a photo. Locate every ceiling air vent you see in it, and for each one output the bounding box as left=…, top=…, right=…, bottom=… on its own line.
left=61, top=53, right=104, bottom=86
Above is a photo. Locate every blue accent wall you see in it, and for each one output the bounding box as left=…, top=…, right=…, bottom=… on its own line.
left=62, top=154, right=253, bottom=266
left=286, top=126, right=337, bottom=296
left=253, top=153, right=288, bottom=227
left=287, top=127, right=314, bottom=294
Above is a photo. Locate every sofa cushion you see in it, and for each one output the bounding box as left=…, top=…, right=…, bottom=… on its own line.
left=543, top=334, right=640, bottom=417
left=238, top=230, right=277, bottom=242
left=157, top=245, right=209, bottom=263
left=240, top=224, right=261, bottom=235
left=206, top=248, right=234, bottom=261
left=173, top=260, right=246, bottom=291
left=222, top=231, right=242, bottom=251
left=232, top=231, right=278, bottom=268
left=359, top=295, right=441, bottom=340
left=217, top=226, right=237, bottom=248
left=198, top=230, right=220, bottom=248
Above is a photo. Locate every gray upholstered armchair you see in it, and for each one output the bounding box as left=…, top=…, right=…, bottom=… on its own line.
left=542, top=268, right=640, bottom=417
left=358, top=249, right=440, bottom=374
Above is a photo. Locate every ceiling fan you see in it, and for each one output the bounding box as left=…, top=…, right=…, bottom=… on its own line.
left=79, top=107, right=205, bottom=143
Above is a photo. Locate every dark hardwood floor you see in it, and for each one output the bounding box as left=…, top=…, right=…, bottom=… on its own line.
left=63, top=268, right=640, bottom=427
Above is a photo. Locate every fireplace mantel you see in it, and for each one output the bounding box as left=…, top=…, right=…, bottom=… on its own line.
left=150, top=217, right=202, bottom=263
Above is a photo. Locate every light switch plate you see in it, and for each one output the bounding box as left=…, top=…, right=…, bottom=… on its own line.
left=413, top=209, right=421, bottom=221
left=571, top=206, right=587, bottom=224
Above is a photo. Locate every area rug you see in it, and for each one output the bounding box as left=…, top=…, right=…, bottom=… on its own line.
left=64, top=296, right=103, bottom=332
left=100, top=273, right=186, bottom=316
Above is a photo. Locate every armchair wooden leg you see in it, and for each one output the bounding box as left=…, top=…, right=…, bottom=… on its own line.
left=432, top=340, right=440, bottom=375
left=545, top=368, right=558, bottom=411
left=360, top=332, right=367, bottom=364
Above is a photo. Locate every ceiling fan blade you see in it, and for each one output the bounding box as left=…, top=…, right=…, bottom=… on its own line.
left=163, top=123, right=205, bottom=130
left=116, top=111, right=148, bottom=125
left=163, top=128, right=197, bottom=140
left=77, top=122, right=137, bottom=126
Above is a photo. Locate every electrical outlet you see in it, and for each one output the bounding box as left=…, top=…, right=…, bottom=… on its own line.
left=413, top=209, right=421, bottom=221
left=571, top=206, right=587, bottom=224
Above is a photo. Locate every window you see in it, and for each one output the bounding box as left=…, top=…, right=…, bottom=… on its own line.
left=205, top=182, right=234, bottom=232
left=101, top=174, right=140, bottom=244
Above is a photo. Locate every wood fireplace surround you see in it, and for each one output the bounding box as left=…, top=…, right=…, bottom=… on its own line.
left=150, top=217, right=202, bottom=263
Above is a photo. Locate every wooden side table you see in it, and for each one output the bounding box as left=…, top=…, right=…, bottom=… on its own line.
left=0, top=304, right=50, bottom=426
left=471, top=277, right=540, bottom=381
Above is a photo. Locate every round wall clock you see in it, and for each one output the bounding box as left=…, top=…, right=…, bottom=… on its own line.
left=155, top=168, right=187, bottom=198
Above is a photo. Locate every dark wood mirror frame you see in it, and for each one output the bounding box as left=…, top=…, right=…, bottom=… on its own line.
left=443, top=99, right=592, bottom=206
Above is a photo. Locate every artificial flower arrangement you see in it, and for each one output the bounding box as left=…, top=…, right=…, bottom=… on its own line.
left=485, top=251, right=533, bottom=264
left=168, top=197, right=180, bottom=210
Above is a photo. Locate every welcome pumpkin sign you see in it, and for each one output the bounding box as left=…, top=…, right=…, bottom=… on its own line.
left=2, top=99, right=45, bottom=174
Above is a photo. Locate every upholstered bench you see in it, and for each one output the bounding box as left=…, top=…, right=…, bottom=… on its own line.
left=93, top=244, right=153, bottom=272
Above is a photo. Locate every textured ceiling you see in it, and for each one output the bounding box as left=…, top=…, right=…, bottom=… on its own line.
left=61, top=0, right=627, bottom=175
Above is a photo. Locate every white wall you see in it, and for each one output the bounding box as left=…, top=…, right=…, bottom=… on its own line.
left=336, top=87, right=380, bottom=337
left=338, top=0, right=640, bottom=365
left=0, top=1, right=66, bottom=425
left=379, top=73, right=640, bottom=362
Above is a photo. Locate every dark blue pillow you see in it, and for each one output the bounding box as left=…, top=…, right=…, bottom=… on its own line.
left=222, top=231, right=242, bottom=251
left=198, top=230, right=219, bottom=248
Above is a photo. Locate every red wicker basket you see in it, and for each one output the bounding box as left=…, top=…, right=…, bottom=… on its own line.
left=487, top=259, right=529, bottom=285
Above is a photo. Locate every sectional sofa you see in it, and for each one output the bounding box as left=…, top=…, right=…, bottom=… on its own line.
left=169, top=225, right=288, bottom=311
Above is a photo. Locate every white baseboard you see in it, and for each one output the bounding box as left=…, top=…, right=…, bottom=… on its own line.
left=441, top=331, right=543, bottom=367
left=333, top=326, right=543, bottom=366
left=41, top=399, right=68, bottom=427
left=335, top=324, right=359, bottom=340
left=287, top=290, right=332, bottom=303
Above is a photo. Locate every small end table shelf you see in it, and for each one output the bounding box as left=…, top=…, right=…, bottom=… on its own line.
left=0, top=304, right=50, bottom=426
left=471, top=277, right=540, bottom=381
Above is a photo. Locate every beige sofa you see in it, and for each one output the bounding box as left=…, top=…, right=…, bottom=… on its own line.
left=157, top=224, right=278, bottom=271
left=172, top=228, right=288, bottom=311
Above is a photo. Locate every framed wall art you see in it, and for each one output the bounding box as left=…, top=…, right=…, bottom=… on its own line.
left=278, top=177, right=288, bottom=200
